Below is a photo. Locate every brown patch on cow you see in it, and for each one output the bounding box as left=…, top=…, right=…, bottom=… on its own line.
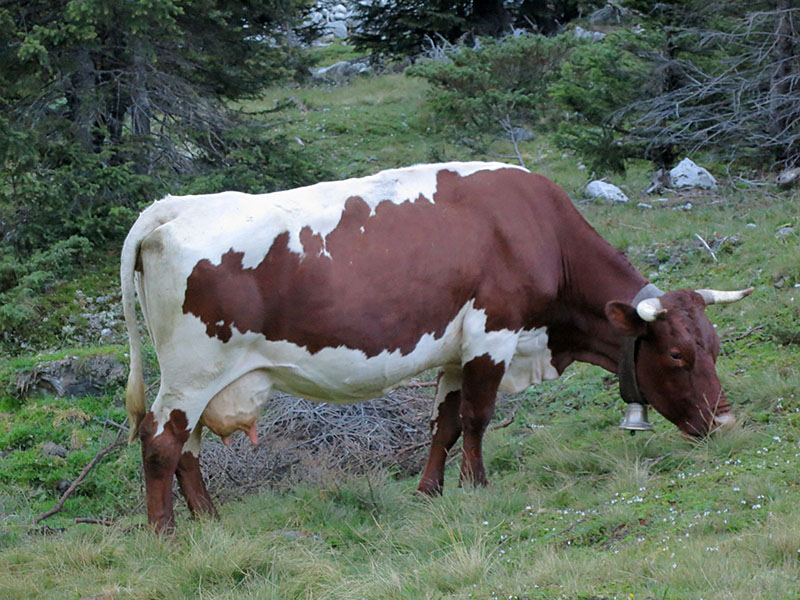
left=182, top=168, right=573, bottom=357
left=417, top=388, right=462, bottom=496
left=140, top=409, right=191, bottom=533
left=459, top=353, right=506, bottom=487
left=176, top=451, right=218, bottom=519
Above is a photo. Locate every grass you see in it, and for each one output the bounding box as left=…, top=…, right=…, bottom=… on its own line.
left=2, top=415, right=799, bottom=599
left=241, top=74, right=438, bottom=177
left=0, top=57, right=799, bottom=599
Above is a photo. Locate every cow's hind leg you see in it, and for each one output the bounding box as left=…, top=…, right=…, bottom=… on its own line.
left=459, top=354, right=504, bottom=488
left=417, top=369, right=463, bottom=496
left=139, top=409, right=190, bottom=533
left=176, top=425, right=218, bottom=519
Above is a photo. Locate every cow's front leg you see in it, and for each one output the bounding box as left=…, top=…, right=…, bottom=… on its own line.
left=417, top=369, right=463, bottom=496
left=176, top=425, right=218, bottom=519
left=459, top=354, right=504, bottom=487
left=140, top=409, right=191, bottom=533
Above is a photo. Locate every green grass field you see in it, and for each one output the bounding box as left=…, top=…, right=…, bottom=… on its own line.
left=0, top=66, right=798, bottom=599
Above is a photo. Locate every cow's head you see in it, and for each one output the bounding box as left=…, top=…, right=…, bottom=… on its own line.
left=605, top=287, right=752, bottom=436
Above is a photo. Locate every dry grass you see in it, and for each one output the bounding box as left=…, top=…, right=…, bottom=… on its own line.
left=199, top=383, right=435, bottom=499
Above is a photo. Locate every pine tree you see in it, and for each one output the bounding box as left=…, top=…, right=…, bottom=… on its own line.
left=0, top=0, right=315, bottom=171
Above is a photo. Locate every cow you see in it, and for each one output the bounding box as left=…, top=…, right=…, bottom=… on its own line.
left=121, top=162, right=751, bottom=532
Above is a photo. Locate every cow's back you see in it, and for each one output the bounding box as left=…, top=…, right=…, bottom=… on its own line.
left=134, top=162, right=572, bottom=401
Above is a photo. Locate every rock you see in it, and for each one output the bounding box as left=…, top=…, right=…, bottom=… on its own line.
left=585, top=180, right=629, bottom=203
left=669, top=158, right=717, bottom=190
left=776, top=226, right=795, bottom=239
left=326, top=20, right=348, bottom=39
left=574, top=26, right=606, bottom=42
left=776, top=167, right=800, bottom=189
left=311, top=57, right=372, bottom=84
left=15, top=354, right=126, bottom=399
left=42, top=442, right=69, bottom=458
left=509, top=126, right=535, bottom=142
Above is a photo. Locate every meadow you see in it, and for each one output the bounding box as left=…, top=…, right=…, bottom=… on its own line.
left=0, top=57, right=798, bottom=599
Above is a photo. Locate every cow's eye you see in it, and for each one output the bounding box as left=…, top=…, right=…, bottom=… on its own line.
left=670, top=351, right=683, bottom=361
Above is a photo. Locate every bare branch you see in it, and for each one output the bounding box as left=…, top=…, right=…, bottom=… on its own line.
left=695, top=233, right=718, bottom=262
left=33, top=427, right=127, bottom=525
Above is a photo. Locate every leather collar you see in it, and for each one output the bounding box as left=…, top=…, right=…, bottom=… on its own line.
left=618, top=284, right=664, bottom=405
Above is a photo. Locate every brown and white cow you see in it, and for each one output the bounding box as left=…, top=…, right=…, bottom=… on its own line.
left=121, top=162, right=751, bottom=531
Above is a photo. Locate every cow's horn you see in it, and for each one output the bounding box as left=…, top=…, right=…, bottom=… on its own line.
left=636, top=297, right=667, bottom=322
left=695, top=287, right=754, bottom=305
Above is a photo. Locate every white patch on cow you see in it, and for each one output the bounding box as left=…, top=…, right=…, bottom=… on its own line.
left=148, top=296, right=558, bottom=439
left=151, top=300, right=472, bottom=436
left=183, top=426, right=203, bottom=457
left=153, top=162, right=525, bottom=269
left=461, top=302, right=520, bottom=367
left=500, top=328, right=559, bottom=393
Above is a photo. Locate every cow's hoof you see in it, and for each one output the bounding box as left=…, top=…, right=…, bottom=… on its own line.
left=415, top=481, right=443, bottom=497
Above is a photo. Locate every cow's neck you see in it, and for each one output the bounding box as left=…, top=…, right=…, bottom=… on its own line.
left=546, top=229, right=649, bottom=376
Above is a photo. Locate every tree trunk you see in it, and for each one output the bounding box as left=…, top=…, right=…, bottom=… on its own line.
left=473, top=0, right=510, bottom=36
left=130, top=38, right=153, bottom=174
left=65, top=49, right=96, bottom=152
left=770, top=1, right=799, bottom=163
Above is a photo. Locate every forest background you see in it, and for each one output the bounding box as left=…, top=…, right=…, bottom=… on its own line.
left=0, top=0, right=797, bottom=345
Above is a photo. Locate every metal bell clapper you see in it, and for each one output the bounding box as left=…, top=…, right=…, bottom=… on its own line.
left=619, top=402, right=654, bottom=435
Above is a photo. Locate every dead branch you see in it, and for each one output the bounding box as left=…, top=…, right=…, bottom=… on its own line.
left=33, top=428, right=127, bottom=525
left=499, top=114, right=527, bottom=168
left=491, top=405, right=520, bottom=430
left=397, top=440, right=430, bottom=456
left=398, top=403, right=518, bottom=458
left=403, top=381, right=437, bottom=388
left=554, top=517, right=589, bottom=537
left=74, top=517, right=116, bottom=527
left=695, top=233, right=718, bottom=262
left=642, top=454, right=671, bottom=467
left=722, top=324, right=765, bottom=342
left=618, top=7, right=800, bottom=169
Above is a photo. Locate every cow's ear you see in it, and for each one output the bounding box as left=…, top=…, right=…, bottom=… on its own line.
left=605, top=301, right=647, bottom=337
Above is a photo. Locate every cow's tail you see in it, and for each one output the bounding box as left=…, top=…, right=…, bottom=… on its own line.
left=120, top=199, right=181, bottom=443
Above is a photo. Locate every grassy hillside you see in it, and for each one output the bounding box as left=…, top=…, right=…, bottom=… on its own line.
left=0, top=65, right=798, bottom=599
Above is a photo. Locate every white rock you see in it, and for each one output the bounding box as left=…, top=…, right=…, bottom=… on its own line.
left=585, top=180, right=628, bottom=203
left=776, top=167, right=800, bottom=189
left=574, top=26, right=606, bottom=42
left=327, top=20, right=348, bottom=38
left=311, top=58, right=372, bottom=83
left=669, top=158, right=717, bottom=190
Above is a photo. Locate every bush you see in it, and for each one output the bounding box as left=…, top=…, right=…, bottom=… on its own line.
left=408, top=32, right=575, bottom=151
left=549, top=31, right=654, bottom=173
left=0, top=115, right=331, bottom=354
